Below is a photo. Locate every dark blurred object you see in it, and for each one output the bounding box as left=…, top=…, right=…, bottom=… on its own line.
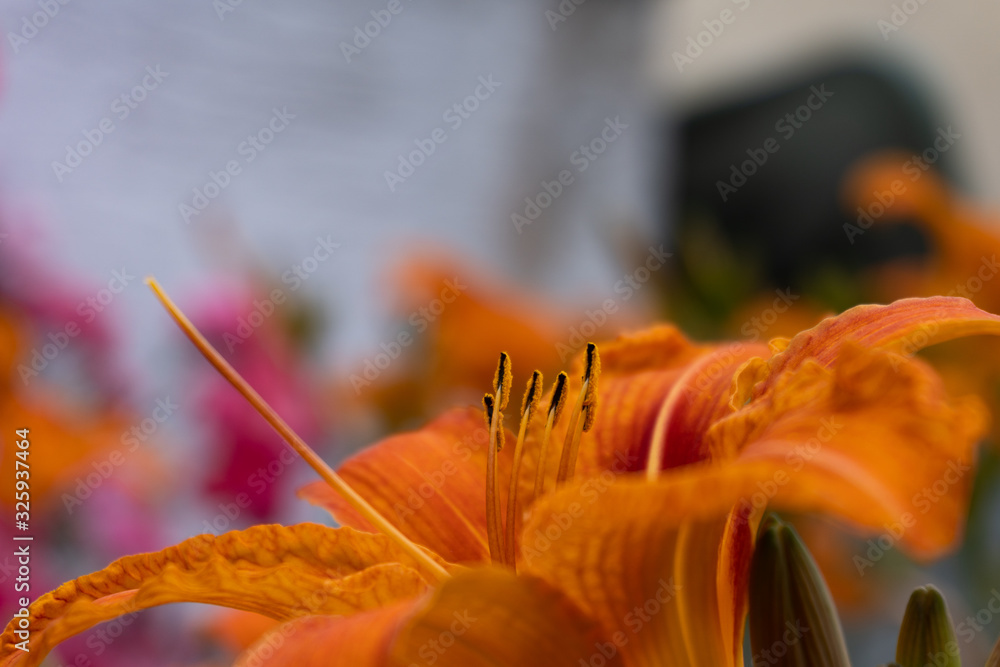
left=669, top=61, right=958, bottom=323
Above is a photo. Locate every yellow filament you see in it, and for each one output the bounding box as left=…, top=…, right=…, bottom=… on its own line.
left=484, top=393, right=504, bottom=566
left=146, top=277, right=450, bottom=583
left=532, top=411, right=557, bottom=499
left=504, top=371, right=541, bottom=568
left=532, top=372, right=567, bottom=499
left=485, top=350, right=512, bottom=566
left=504, top=409, right=529, bottom=568
left=555, top=379, right=589, bottom=485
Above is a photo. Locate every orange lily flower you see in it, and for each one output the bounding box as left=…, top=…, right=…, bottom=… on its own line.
left=842, top=152, right=1000, bottom=312
left=843, top=152, right=1000, bottom=425
left=4, top=287, right=1000, bottom=666
left=335, top=256, right=570, bottom=429
left=0, top=306, right=161, bottom=512
left=337, top=254, right=654, bottom=428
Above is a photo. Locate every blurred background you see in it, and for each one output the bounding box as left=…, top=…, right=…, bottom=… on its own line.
left=1, top=0, right=1000, bottom=664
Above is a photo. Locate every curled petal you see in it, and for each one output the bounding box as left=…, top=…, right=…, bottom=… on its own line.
left=0, top=524, right=445, bottom=666
left=712, top=342, right=986, bottom=557
left=743, top=296, right=1000, bottom=402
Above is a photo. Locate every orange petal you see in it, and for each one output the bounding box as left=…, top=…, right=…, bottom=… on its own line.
left=648, top=342, right=769, bottom=470
left=394, top=568, right=619, bottom=666
left=300, top=407, right=527, bottom=564
left=712, top=342, right=987, bottom=557
left=204, top=609, right=282, bottom=654
left=744, top=296, right=1000, bottom=402
left=0, top=394, right=145, bottom=510
left=716, top=504, right=758, bottom=662
left=238, top=569, right=619, bottom=667
left=233, top=603, right=413, bottom=667
left=842, top=151, right=953, bottom=228
left=549, top=325, right=708, bottom=476
left=0, top=524, right=445, bottom=667
left=522, top=474, right=764, bottom=667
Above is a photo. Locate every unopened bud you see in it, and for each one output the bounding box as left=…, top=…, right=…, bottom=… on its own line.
left=749, top=515, right=850, bottom=666
left=896, top=585, right=959, bottom=667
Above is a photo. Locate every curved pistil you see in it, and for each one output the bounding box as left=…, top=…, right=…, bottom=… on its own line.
left=146, top=277, right=451, bottom=584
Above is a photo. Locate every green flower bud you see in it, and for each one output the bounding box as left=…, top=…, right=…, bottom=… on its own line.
left=749, top=515, right=850, bottom=667
left=895, top=585, right=960, bottom=667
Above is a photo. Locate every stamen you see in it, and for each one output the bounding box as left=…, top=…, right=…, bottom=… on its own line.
left=494, top=351, right=512, bottom=411
left=581, top=342, right=600, bottom=431
left=484, top=352, right=511, bottom=566
left=533, top=372, right=568, bottom=499
left=556, top=343, right=601, bottom=485
left=145, top=277, right=450, bottom=583
left=505, top=370, right=542, bottom=568
left=483, top=393, right=503, bottom=565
